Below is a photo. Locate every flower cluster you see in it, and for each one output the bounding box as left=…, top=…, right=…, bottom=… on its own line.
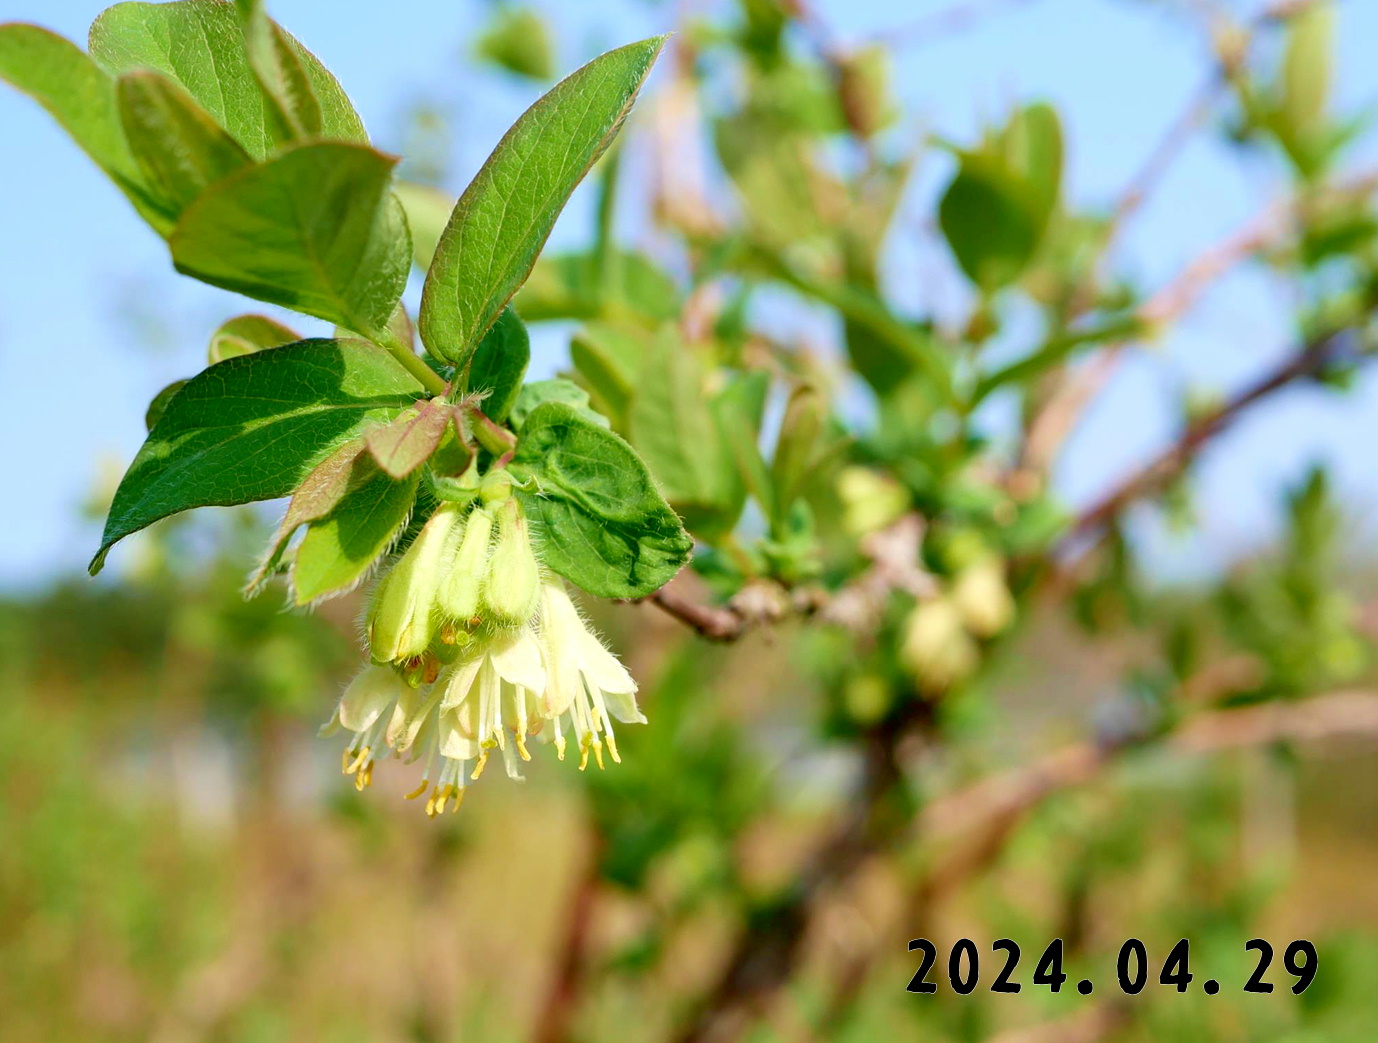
left=318, top=471, right=643, bottom=815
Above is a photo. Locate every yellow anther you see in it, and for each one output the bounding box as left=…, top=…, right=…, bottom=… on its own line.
left=345, top=746, right=371, bottom=775
left=554, top=735, right=567, bottom=761
left=341, top=747, right=354, bottom=772
left=404, top=779, right=430, bottom=800
left=591, top=739, right=605, bottom=771
left=425, top=794, right=439, bottom=817
left=451, top=789, right=465, bottom=814
left=516, top=730, right=531, bottom=761
left=605, top=732, right=621, bottom=764
left=578, top=742, right=590, bottom=772
left=471, top=750, right=490, bottom=780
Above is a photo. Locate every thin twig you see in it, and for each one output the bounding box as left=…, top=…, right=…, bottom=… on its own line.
left=531, top=831, right=605, bottom=1043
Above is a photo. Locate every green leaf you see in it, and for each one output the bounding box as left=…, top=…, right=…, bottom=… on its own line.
left=144, top=378, right=188, bottom=431
left=393, top=180, right=454, bottom=270
left=939, top=103, right=1063, bottom=291
left=569, top=321, right=646, bottom=429
left=628, top=328, right=731, bottom=525
left=465, top=308, right=530, bottom=424
left=88, top=0, right=366, bottom=159
left=116, top=69, right=251, bottom=218
left=509, top=403, right=691, bottom=598
left=365, top=398, right=453, bottom=479
left=510, top=378, right=608, bottom=430
left=238, top=0, right=322, bottom=139
left=419, top=35, right=668, bottom=367
left=93, top=338, right=422, bottom=573
left=292, top=463, right=418, bottom=605
left=475, top=6, right=555, bottom=81
left=0, top=23, right=172, bottom=231
left=515, top=250, right=680, bottom=324
left=208, top=313, right=300, bottom=364
left=169, top=141, right=411, bottom=335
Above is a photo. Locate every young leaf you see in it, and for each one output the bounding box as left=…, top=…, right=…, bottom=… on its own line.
left=628, top=328, right=732, bottom=524
left=88, top=0, right=366, bottom=158
left=510, top=378, right=608, bottom=430
left=144, top=378, right=188, bottom=431
left=169, top=142, right=411, bottom=336
left=116, top=70, right=251, bottom=218
left=365, top=398, right=453, bottom=479
left=508, top=402, right=692, bottom=599
left=208, top=313, right=300, bottom=363
left=292, top=464, right=418, bottom=605
left=0, top=23, right=172, bottom=231
left=465, top=307, right=530, bottom=424
left=474, top=6, right=555, bottom=81
left=246, top=435, right=366, bottom=594
left=419, top=35, right=668, bottom=367
left=238, top=0, right=323, bottom=140
left=93, top=339, right=422, bottom=574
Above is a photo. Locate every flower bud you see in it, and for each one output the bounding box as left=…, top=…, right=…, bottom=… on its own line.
left=900, top=598, right=978, bottom=693
left=482, top=498, right=541, bottom=626
left=368, top=505, right=460, bottom=663
left=436, top=506, right=494, bottom=625
left=951, top=556, right=1015, bottom=638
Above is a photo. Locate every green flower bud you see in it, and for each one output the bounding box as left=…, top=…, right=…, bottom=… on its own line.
left=368, top=505, right=461, bottom=664
left=436, top=506, right=494, bottom=625
left=482, top=498, right=541, bottom=626
left=900, top=598, right=978, bottom=694
left=951, top=556, right=1015, bottom=638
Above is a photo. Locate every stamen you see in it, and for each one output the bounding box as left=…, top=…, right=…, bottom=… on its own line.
left=345, top=746, right=372, bottom=775
left=591, top=738, right=605, bottom=771
left=605, top=731, right=621, bottom=764
left=404, top=779, right=430, bottom=800
left=471, top=749, right=490, bottom=780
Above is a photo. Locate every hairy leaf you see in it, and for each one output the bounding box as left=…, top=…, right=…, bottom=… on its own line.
left=88, top=0, right=365, bottom=158
left=93, top=339, right=422, bottom=573
left=0, top=23, right=172, bottom=231
left=465, top=307, right=529, bottom=424
left=419, top=36, right=667, bottom=366
left=292, top=463, right=418, bottom=605
left=366, top=398, right=452, bottom=479
left=511, top=378, right=607, bottom=430
left=509, top=403, right=691, bottom=598
left=208, top=313, right=301, bottom=364
left=238, top=0, right=322, bottom=139
left=116, top=69, right=251, bottom=217
left=169, top=142, right=410, bottom=335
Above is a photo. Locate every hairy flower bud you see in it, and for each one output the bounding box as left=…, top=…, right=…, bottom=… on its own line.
left=951, top=556, right=1015, bottom=638
left=482, top=498, right=541, bottom=626
left=436, top=506, right=494, bottom=626
left=900, top=598, right=979, bottom=693
left=368, top=504, right=461, bottom=663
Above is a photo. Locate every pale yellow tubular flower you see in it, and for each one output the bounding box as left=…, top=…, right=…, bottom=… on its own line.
left=321, top=664, right=416, bottom=791
left=439, top=626, right=547, bottom=781
left=367, top=503, right=461, bottom=664
left=537, top=577, right=643, bottom=771
left=436, top=506, right=493, bottom=627
left=482, top=498, right=541, bottom=626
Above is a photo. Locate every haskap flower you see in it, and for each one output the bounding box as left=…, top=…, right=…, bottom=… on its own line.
left=319, top=470, right=647, bottom=816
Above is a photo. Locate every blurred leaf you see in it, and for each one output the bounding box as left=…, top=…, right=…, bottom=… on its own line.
left=392, top=180, right=453, bottom=270
left=474, top=6, right=555, bottom=81
left=93, top=339, right=422, bottom=574
left=0, top=23, right=173, bottom=231
left=116, top=70, right=251, bottom=218
left=143, top=378, right=188, bottom=431
left=420, top=36, right=668, bottom=366
left=510, top=403, right=692, bottom=598
left=170, top=142, right=410, bottom=336
left=515, top=250, right=681, bottom=324
left=465, top=307, right=530, bottom=424
left=570, top=322, right=646, bottom=429
left=237, top=0, right=323, bottom=139
left=939, top=102, right=1063, bottom=291
left=292, top=463, right=418, bottom=604
left=88, top=0, right=365, bottom=157
left=207, top=313, right=301, bottom=364
left=1280, top=0, right=1334, bottom=167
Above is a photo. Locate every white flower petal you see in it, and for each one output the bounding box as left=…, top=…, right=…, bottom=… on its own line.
left=489, top=628, right=546, bottom=695
left=338, top=665, right=402, bottom=732
left=578, top=631, right=637, bottom=696
left=386, top=685, right=440, bottom=753
left=600, top=686, right=647, bottom=725
left=440, top=654, right=484, bottom=710
left=438, top=705, right=482, bottom=760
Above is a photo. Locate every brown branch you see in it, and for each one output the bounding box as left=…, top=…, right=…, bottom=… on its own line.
left=816, top=688, right=1378, bottom=1034
left=1063, top=327, right=1362, bottom=549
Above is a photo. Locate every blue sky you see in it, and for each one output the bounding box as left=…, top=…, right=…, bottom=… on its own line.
left=1, top=0, right=1377, bottom=589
